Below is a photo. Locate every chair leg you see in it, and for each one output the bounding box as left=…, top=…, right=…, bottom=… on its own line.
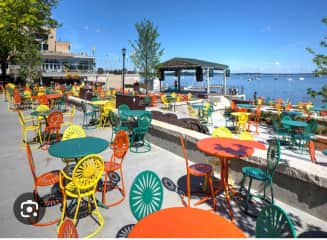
left=86, top=194, right=104, bottom=238
left=239, top=174, right=246, bottom=194
left=270, top=179, right=274, bottom=204
left=245, top=178, right=253, bottom=212
left=73, top=198, right=81, bottom=224
left=207, top=174, right=216, bottom=211
left=102, top=171, right=108, bottom=205
left=187, top=173, right=191, bottom=208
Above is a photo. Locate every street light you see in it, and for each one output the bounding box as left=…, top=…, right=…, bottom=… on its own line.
left=122, top=48, right=126, bottom=94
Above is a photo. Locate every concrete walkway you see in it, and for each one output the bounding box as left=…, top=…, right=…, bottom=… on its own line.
left=0, top=99, right=326, bottom=237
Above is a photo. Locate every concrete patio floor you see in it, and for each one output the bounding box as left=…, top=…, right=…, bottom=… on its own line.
left=0, top=99, right=327, bottom=238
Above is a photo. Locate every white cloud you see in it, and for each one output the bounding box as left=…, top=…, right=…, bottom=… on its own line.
left=83, top=25, right=89, bottom=30
left=274, top=61, right=280, bottom=65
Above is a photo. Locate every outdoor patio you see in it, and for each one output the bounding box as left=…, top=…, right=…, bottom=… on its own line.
left=1, top=97, right=327, bottom=238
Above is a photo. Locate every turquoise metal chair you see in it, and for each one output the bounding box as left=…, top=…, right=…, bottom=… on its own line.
left=256, top=204, right=296, bottom=238
left=272, top=118, right=291, bottom=143
left=108, top=110, right=129, bottom=143
left=80, top=101, right=97, bottom=129
left=130, top=113, right=152, bottom=153
left=116, top=170, right=163, bottom=237
left=292, top=119, right=318, bottom=153
left=239, top=139, right=280, bottom=212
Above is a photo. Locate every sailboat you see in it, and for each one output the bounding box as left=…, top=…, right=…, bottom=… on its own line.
left=298, top=77, right=304, bottom=81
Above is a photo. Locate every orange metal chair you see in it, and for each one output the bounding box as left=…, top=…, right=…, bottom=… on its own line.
left=38, top=94, right=49, bottom=106
left=25, top=143, right=60, bottom=226
left=180, top=135, right=216, bottom=210
left=247, top=105, right=261, bottom=134
left=309, top=140, right=316, bottom=163
left=58, top=218, right=79, bottom=238
left=101, top=130, right=129, bottom=207
left=43, top=111, right=63, bottom=147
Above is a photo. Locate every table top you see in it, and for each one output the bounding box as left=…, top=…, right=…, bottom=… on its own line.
left=284, top=111, right=303, bottom=116
left=322, top=149, right=327, bottom=156
left=46, top=93, right=64, bottom=99
left=30, top=110, right=51, bottom=117
left=231, top=112, right=251, bottom=116
left=90, top=100, right=109, bottom=105
left=192, top=104, right=204, bottom=109
left=128, top=207, right=245, bottom=238
left=123, top=110, right=149, bottom=118
left=48, top=136, right=109, bottom=159
left=238, top=103, right=256, bottom=109
left=197, top=137, right=266, bottom=159
left=281, top=119, right=307, bottom=128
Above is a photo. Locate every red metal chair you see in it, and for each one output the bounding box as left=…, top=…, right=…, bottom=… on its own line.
left=25, top=143, right=60, bottom=226
left=101, top=130, right=129, bottom=207
left=58, top=218, right=79, bottom=238
left=180, top=135, right=216, bottom=210
left=43, top=111, right=63, bottom=147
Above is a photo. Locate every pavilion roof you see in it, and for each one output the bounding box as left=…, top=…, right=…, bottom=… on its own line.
left=159, top=57, right=229, bottom=71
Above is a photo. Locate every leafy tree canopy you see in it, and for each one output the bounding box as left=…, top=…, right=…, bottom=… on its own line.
left=0, top=0, right=59, bottom=79
left=130, top=19, right=164, bottom=92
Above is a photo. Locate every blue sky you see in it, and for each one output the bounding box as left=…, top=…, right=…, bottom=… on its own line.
left=52, top=0, right=327, bottom=73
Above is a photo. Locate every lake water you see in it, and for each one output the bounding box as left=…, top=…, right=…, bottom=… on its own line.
left=162, top=73, right=327, bottom=106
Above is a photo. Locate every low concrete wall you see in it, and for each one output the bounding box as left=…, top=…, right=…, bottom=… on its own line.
left=149, top=119, right=327, bottom=221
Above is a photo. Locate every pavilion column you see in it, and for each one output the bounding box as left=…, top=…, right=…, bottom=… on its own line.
left=224, top=69, right=227, bottom=95
left=206, top=68, right=210, bottom=95
left=177, top=70, right=181, bottom=92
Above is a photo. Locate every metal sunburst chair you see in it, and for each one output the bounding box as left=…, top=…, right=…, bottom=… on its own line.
left=59, top=154, right=104, bottom=238
left=116, top=170, right=163, bottom=238
left=100, top=130, right=129, bottom=207
left=25, top=143, right=60, bottom=226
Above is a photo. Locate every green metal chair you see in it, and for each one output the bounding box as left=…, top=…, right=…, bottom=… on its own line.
left=272, top=118, right=291, bottom=143
left=256, top=204, right=296, bottom=238
left=80, top=101, right=97, bottom=129
left=118, top=104, right=131, bottom=127
left=143, top=96, right=151, bottom=105
left=108, top=110, right=129, bottom=143
left=239, top=139, right=281, bottom=213
left=292, top=119, right=318, bottom=153
left=201, top=103, right=214, bottom=125
left=116, top=170, right=163, bottom=238
left=130, top=113, right=152, bottom=153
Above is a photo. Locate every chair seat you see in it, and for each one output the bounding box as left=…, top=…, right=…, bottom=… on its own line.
left=242, top=166, right=268, bottom=181
left=64, top=181, right=96, bottom=198
left=189, top=163, right=212, bottom=176
left=104, top=162, right=121, bottom=172
left=36, top=170, right=59, bottom=186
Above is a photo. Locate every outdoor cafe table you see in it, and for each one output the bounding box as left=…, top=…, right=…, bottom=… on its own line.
left=123, top=109, right=150, bottom=119
left=281, top=119, right=307, bottom=128
left=284, top=111, right=303, bottom=117
left=237, top=103, right=256, bottom=109
left=128, top=207, right=246, bottom=238
left=48, top=136, right=109, bottom=159
left=197, top=137, right=266, bottom=221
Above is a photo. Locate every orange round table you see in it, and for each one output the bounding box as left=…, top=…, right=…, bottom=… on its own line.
left=197, top=137, right=266, bottom=220
left=128, top=207, right=246, bottom=238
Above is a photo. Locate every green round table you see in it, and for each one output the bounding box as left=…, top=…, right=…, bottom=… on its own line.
left=323, top=149, right=327, bottom=156
left=48, top=136, right=109, bottom=159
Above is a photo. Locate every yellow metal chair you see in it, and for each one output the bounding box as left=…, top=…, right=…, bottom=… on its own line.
left=36, top=104, right=50, bottom=126
left=99, top=101, right=115, bottom=128
left=62, top=105, right=76, bottom=127
left=18, top=111, right=42, bottom=148
left=212, top=126, right=233, bottom=138
left=187, top=103, right=198, bottom=118
left=161, top=95, right=170, bottom=110
left=236, top=112, right=249, bottom=132
left=62, top=125, right=86, bottom=141
left=59, top=154, right=104, bottom=238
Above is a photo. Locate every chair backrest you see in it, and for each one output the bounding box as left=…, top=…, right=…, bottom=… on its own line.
left=62, top=125, right=86, bottom=141
left=307, top=119, right=318, bottom=134
left=309, top=140, right=316, bottom=163
left=47, top=111, right=63, bottom=128
left=36, top=104, right=50, bottom=112
left=256, top=204, right=296, bottom=238
left=103, top=100, right=115, bottom=114
left=266, top=139, right=280, bottom=177
left=118, top=104, right=129, bottom=120
left=143, top=96, right=151, bottom=105
left=129, top=170, right=163, bottom=221
left=239, top=131, right=254, bottom=140
left=58, top=218, right=79, bottom=238
left=137, top=113, right=152, bottom=129
left=212, top=127, right=233, bottom=138
left=25, top=144, right=37, bottom=183
left=72, top=154, right=104, bottom=190
left=238, top=113, right=249, bottom=125
left=80, top=101, right=87, bottom=113
left=38, top=95, right=49, bottom=105
left=111, top=130, right=129, bottom=161
left=109, top=110, right=119, bottom=127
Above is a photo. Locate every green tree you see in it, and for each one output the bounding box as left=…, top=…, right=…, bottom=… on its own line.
left=130, top=19, right=164, bottom=93
left=0, top=0, right=59, bottom=81
left=16, top=36, right=42, bottom=83
left=306, top=17, right=327, bottom=103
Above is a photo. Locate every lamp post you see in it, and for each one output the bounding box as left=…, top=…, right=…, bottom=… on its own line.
left=122, top=48, right=126, bottom=94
